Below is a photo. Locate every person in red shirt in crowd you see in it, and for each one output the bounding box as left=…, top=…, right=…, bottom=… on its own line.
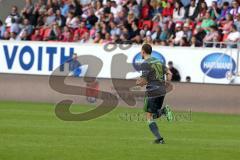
left=42, top=26, right=52, bottom=41
left=31, top=29, right=42, bottom=41
left=74, top=21, right=88, bottom=39
left=162, top=2, right=174, bottom=18
left=61, top=26, right=71, bottom=39
left=141, top=0, right=151, bottom=20
left=62, top=30, right=73, bottom=42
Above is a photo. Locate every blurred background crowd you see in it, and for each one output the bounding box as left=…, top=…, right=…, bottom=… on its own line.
left=0, top=0, right=240, bottom=47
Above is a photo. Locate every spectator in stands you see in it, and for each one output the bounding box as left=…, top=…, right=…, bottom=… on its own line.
left=197, top=1, right=208, bottom=21
left=168, top=61, right=181, bottom=82
left=47, top=0, right=61, bottom=12
left=46, top=8, right=56, bottom=26
left=185, top=0, right=198, bottom=20
left=180, top=36, right=190, bottom=46
left=55, top=9, right=66, bottom=27
left=109, top=21, right=120, bottom=36
left=183, top=23, right=192, bottom=42
left=151, top=25, right=161, bottom=42
left=5, top=5, right=20, bottom=27
left=173, top=1, right=185, bottom=22
left=203, top=25, right=220, bottom=47
left=38, top=0, right=47, bottom=13
left=193, top=25, right=206, bottom=45
left=71, top=0, right=83, bottom=16
left=0, top=20, right=6, bottom=39
left=21, top=0, right=34, bottom=19
left=18, top=30, right=29, bottom=41
left=31, top=29, right=42, bottom=41
left=111, top=34, right=121, bottom=43
left=60, top=0, right=70, bottom=17
left=159, top=23, right=169, bottom=42
left=80, top=32, right=91, bottom=43
left=120, top=33, right=130, bottom=44
left=150, top=0, right=162, bottom=18
left=3, top=31, right=10, bottom=40
left=130, top=21, right=140, bottom=40
left=66, top=12, right=75, bottom=28
left=62, top=30, right=73, bottom=42
left=73, top=32, right=80, bottom=42
left=87, top=8, right=99, bottom=28
left=132, top=34, right=143, bottom=44
left=1, top=0, right=239, bottom=48
left=126, top=11, right=137, bottom=30
left=208, top=0, right=221, bottom=20
left=140, top=24, right=151, bottom=39
left=218, top=2, right=230, bottom=21
left=234, top=13, right=240, bottom=32
left=229, top=0, right=240, bottom=20
left=9, top=32, right=18, bottom=41
left=181, top=0, right=191, bottom=7
left=144, top=35, right=154, bottom=44
left=219, top=13, right=233, bottom=35
left=162, top=1, right=174, bottom=20
left=171, top=23, right=184, bottom=46
left=129, top=0, right=140, bottom=18
left=20, top=18, right=33, bottom=36
left=74, top=21, right=88, bottom=39
left=190, top=35, right=202, bottom=47
left=101, top=32, right=112, bottom=44
left=225, top=24, right=240, bottom=48
left=141, top=0, right=152, bottom=20
left=48, top=23, right=61, bottom=40
left=93, top=32, right=102, bottom=43
left=201, top=11, right=216, bottom=33
left=10, top=18, right=20, bottom=35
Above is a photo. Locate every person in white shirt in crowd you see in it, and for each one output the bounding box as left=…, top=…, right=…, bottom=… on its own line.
left=19, top=18, right=33, bottom=36
left=5, top=5, right=20, bottom=27
left=173, top=1, right=185, bottom=22
left=234, top=13, right=240, bottom=31
left=151, top=25, right=161, bottom=42
left=225, top=24, right=240, bottom=48
left=229, top=0, right=240, bottom=20
left=66, top=12, right=79, bottom=29
left=183, top=23, right=192, bottom=42
left=80, top=0, right=91, bottom=6
left=10, top=18, right=20, bottom=35
left=45, top=8, right=56, bottom=26
left=172, top=23, right=184, bottom=46
left=129, top=0, right=140, bottom=18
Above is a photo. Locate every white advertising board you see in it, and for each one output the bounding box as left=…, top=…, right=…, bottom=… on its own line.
left=0, top=40, right=239, bottom=84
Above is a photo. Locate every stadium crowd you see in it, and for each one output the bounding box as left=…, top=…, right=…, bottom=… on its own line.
left=0, top=0, right=240, bottom=47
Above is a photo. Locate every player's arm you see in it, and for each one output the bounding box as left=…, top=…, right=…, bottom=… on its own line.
left=136, top=62, right=149, bottom=87
left=136, top=77, right=147, bottom=87
left=166, top=67, right=172, bottom=82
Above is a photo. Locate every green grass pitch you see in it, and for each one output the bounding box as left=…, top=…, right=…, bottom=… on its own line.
left=0, top=101, right=240, bottom=160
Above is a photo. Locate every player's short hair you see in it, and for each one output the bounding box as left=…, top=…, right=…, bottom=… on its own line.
left=142, top=44, right=152, bottom=55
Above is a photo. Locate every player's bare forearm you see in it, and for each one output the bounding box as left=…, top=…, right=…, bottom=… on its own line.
left=136, top=78, right=147, bottom=87
left=166, top=68, right=172, bottom=82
